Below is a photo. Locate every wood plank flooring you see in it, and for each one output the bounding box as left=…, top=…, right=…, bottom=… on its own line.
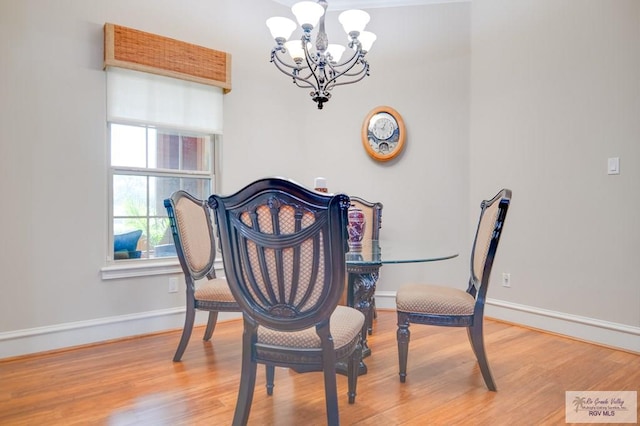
left=1, top=311, right=638, bottom=425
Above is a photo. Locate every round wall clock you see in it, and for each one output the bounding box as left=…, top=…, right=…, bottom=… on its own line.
left=361, top=106, right=406, bottom=162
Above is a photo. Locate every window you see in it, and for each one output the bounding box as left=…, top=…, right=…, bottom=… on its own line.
left=109, top=122, right=216, bottom=261
left=104, top=67, right=224, bottom=267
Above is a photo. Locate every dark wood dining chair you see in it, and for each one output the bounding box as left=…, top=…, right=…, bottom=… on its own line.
left=164, top=190, right=240, bottom=362
left=209, top=177, right=364, bottom=426
left=349, top=196, right=383, bottom=335
left=395, top=189, right=512, bottom=391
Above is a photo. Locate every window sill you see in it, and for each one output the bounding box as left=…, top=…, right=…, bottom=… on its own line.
left=101, top=259, right=182, bottom=280
left=101, top=259, right=225, bottom=280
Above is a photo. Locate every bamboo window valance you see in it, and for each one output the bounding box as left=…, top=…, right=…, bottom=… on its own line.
left=103, top=23, right=231, bottom=93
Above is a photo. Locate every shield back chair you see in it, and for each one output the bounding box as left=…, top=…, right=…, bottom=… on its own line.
left=395, top=189, right=512, bottom=391
left=349, top=196, right=383, bottom=335
left=164, top=190, right=240, bottom=362
left=209, top=177, right=364, bottom=426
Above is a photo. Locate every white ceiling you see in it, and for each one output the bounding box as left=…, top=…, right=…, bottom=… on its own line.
left=272, top=0, right=469, bottom=11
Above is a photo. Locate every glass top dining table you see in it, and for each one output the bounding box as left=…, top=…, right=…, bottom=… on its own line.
left=345, top=239, right=459, bottom=266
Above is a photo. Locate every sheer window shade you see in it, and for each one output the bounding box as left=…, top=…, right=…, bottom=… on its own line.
left=106, top=67, right=223, bottom=134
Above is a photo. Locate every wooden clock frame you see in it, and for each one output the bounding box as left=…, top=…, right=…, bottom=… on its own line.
left=361, top=106, right=406, bottom=162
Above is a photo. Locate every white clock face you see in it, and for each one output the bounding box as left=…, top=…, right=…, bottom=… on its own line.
left=371, top=116, right=395, bottom=140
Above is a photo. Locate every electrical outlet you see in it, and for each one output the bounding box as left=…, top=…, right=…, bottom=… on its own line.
left=502, top=273, right=511, bottom=288
left=168, top=277, right=179, bottom=293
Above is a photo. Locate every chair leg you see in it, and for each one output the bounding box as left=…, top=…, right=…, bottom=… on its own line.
left=173, top=304, right=196, bottom=362
left=233, top=326, right=258, bottom=426
left=467, top=321, right=497, bottom=391
left=322, top=362, right=340, bottom=426
left=347, top=342, right=362, bottom=404
left=266, top=365, right=275, bottom=396
left=203, top=311, right=219, bottom=341
left=396, top=312, right=411, bottom=383
left=317, top=326, right=339, bottom=426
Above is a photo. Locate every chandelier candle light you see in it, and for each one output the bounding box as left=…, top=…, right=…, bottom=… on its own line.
left=266, top=0, right=376, bottom=109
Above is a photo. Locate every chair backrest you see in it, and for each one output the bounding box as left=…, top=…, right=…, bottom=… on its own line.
left=164, top=190, right=218, bottom=283
left=209, top=177, right=351, bottom=332
left=349, top=196, right=383, bottom=241
left=468, top=189, right=512, bottom=300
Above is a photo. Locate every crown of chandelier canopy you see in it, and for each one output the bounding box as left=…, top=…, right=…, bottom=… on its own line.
left=266, top=0, right=376, bottom=109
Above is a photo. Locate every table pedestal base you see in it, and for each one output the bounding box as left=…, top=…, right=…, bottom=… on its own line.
left=337, top=262, right=380, bottom=376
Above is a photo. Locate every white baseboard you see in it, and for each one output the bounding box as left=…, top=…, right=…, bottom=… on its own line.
left=0, top=308, right=241, bottom=359
left=3, top=293, right=637, bottom=359
left=375, top=291, right=639, bottom=353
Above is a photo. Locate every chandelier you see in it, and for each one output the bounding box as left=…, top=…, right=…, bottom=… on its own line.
left=266, top=1, right=376, bottom=109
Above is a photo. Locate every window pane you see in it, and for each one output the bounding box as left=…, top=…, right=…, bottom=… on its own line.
left=182, top=137, right=198, bottom=170
left=113, top=175, right=147, bottom=217
left=111, top=124, right=147, bottom=168
left=113, top=218, right=146, bottom=260
left=150, top=176, right=212, bottom=216
left=150, top=217, right=174, bottom=258
left=156, top=133, right=179, bottom=169
left=155, top=132, right=211, bottom=172
left=151, top=175, right=180, bottom=217
left=113, top=217, right=174, bottom=259
left=180, top=177, right=212, bottom=200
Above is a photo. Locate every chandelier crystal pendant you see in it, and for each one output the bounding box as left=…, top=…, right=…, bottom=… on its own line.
left=266, top=0, right=376, bottom=109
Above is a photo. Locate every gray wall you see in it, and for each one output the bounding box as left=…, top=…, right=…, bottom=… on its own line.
left=0, top=0, right=637, bottom=357
left=471, top=0, right=639, bottom=345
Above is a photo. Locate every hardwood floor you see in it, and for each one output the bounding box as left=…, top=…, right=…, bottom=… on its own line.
left=1, top=311, right=638, bottom=425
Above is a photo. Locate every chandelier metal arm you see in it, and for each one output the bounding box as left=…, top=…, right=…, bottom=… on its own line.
left=323, top=52, right=368, bottom=90
left=270, top=47, right=300, bottom=72
left=328, top=61, right=370, bottom=87
left=330, top=65, right=369, bottom=88
left=271, top=48, right=317, bottom=89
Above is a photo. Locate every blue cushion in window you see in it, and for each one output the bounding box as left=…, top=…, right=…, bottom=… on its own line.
left=114, top=230, right=143, bottom=253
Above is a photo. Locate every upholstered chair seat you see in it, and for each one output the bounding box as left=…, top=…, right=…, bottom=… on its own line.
left=396, top=284, right=475, bottom=316
left=257, top=305, right=364, bottom=353
left=194, top=278, right=237, bottom=304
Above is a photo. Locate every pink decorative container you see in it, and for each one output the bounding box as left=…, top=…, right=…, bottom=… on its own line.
left=347, top=206, right=366, bottom=251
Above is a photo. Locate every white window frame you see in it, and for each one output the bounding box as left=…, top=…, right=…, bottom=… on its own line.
left=101, top=68, right=223, bottom=280
left=102, top=125, right=221, bottom=280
